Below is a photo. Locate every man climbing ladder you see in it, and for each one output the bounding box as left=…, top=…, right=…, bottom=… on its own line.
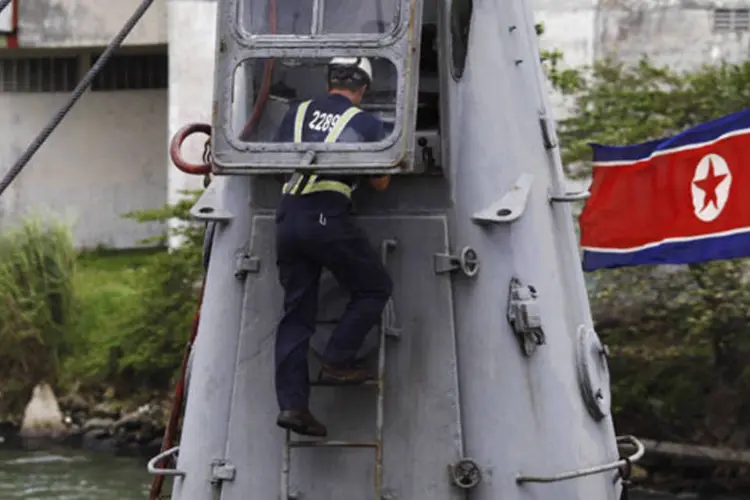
left=273, top=56, right=394, bottom=438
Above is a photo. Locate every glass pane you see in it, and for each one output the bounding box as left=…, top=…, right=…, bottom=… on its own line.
left=231, top=56, right=398, bottom=144
left=238, top=0, right=399, bottom=35
left=321, top=0, right=399, bottom=34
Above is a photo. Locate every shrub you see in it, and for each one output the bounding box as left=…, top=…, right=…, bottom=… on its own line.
left=61, top=192, right=205, bottom=399
left=0, top=214, right=76, bottom=418
left=62, top=249, right=154, bottom=393
left=113, top=191, right=204, bottom=393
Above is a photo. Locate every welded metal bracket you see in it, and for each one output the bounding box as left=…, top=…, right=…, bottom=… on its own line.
left=548, top=190, right=590, bottom=203
left=146, top=446, right=184, bottom=477
left=190, top=180, right=233, bottom=222
left=472, top=173, right=533, bottom=225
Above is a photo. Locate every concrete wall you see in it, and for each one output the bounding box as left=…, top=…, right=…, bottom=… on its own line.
left=0, top=89, right=168, bottom=249
left=595, top=0, right=750, bottom=70
left=17, top=0, right=167, bottom=48
left=534, top=1, right=597, bottom=119
left=534, top=0, right=750, bottom=120
left=0, top=0, right=211, bottom=250
left=534, top=0, right=750, bottom=74
left=166, top=0, right=217, bottom=248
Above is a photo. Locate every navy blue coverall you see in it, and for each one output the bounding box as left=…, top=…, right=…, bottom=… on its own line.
left=273, top=93, right=394, bottom=412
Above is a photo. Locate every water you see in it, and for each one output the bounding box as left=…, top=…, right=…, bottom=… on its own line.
left=0, top=448, right=151, bottom=499
left=0, top=447, right=733, bottom=499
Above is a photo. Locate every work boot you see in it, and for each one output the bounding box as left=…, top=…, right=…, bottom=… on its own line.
left=276, top=409, right=328, bottom=437
left=318, top=361, right=375, bottom=384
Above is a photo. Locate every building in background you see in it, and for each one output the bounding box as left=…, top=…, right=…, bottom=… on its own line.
left=0, top=0, right=748, bottom=248
left=0, top=0, right=181, bottom=249
left=536, top=0, right=750, bottom=118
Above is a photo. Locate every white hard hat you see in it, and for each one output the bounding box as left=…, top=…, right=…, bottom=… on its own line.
left=328, top=56, right=373, bottom=84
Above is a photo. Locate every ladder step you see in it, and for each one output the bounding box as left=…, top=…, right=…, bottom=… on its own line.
left=310, top=379, right=377, bottom=387
left=288, top=440, right=378, bottom=449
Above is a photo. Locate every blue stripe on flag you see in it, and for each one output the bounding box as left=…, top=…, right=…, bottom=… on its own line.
left=588, top=107, right=750, bottom=164
left=581, top=231, right=750, bottom=271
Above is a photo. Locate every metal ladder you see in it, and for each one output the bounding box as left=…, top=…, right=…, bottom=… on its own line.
left=280, top=239, right=399, bottom=500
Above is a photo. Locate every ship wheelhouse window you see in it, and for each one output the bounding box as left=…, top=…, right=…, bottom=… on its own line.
left=212, top=0, right=426, bottom=172
left=231, top=56, right=399, bottom=145
left=450, top=0, right=473, bottom=79
left=237, top=0, right=400, bottom=37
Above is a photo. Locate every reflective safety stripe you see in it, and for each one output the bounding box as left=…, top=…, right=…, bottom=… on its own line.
left=281, top=173, right=353, bottom=198
left=323, top=106, right=361, bottom=143
left=293, top=100, right=312, bottom=143
left=281, top=173, right=306, bottom=195
left=282, top=104, right=362, bottom=198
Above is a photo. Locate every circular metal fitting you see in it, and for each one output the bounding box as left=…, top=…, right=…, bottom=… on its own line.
left=450, top=458, right=482, bottom=489
left=576, top=325, right=611, bottom=421
left=459, top=247, right=479, bottom=277
left=169, top=122, right=212, bottom=175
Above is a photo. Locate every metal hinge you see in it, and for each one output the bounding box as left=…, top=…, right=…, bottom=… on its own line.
left=210, top=459, right=236, bottom=484
left=234, top=251, right=259, bottom=279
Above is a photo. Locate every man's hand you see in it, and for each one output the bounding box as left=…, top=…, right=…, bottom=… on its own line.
left=369, top=175, right=391, bottom=191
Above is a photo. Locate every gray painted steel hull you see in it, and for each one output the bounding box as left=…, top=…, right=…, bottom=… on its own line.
left=164, top=0, right=630, bottom=497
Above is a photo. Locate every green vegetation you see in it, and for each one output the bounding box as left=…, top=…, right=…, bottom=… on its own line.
left=68, top=193, right=204, bottom=399
left=0, top=215, right=76, bottom=418
left=0, top=193, right=204, bottom=420
left=543, top=53, right=750, bottom=448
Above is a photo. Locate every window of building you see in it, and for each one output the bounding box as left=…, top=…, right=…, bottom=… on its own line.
left=0, top=56, right=78, bottom=92
left=450, top=0, right=473, bottom=79
left=89, top=53, right=168, bottom=91
left=713, top=8, right=750, bottom=33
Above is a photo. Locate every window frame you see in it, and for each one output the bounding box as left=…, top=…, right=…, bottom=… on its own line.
left=713, top=8, right=750, bottom=33
left=89, top=52, right=169, bottom=92
left=230, top=0, right=407, bottom=46
left=211, top=0, right=426, bottom=174
left=0, top=55, right=78, bottom=93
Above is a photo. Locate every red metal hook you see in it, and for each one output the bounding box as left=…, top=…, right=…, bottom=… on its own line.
left=170, top=122, right=212, bottom=175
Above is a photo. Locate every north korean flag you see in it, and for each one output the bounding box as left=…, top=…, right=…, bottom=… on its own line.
left=579, top=107, right=750, bottom=271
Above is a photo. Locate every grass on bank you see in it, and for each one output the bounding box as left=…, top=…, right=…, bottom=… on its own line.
left=65, top=243, right=202, bottom=399
left=0, top=216, right=77, bottom=418
left=73, top=248, right=158, bottom=339
left=0, top=206, right=202, bottom=419
left=64, top=247, right=165, bottom=394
